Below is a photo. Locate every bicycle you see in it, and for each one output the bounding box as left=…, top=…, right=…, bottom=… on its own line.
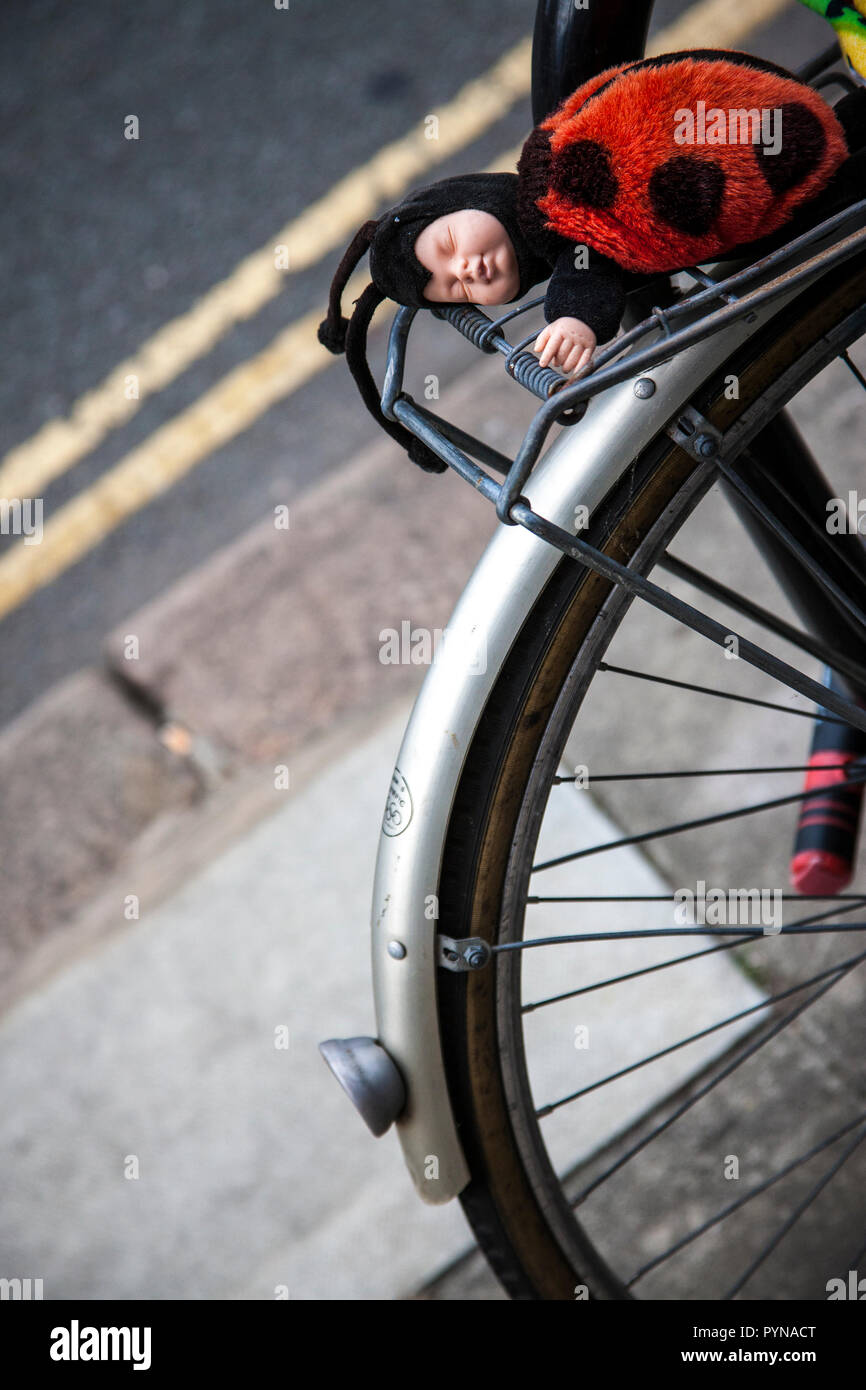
left=321, top=0, right=866, bottom=1299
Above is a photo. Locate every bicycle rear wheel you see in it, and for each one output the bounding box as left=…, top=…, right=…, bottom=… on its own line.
left=436, top=246, right=866, bottom=1299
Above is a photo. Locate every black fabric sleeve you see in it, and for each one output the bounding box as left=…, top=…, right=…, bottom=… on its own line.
left=543, top=244, right=628, bottom=344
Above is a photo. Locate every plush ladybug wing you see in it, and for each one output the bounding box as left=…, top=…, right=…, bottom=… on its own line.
left=518, top=49, right=850, bottom=274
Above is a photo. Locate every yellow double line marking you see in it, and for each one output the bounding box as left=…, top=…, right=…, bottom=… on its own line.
left=0, top=0, right=793, bottom=621
left=0, top=35, right=534, bottom=503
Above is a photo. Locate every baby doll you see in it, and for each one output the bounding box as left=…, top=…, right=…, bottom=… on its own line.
left=318, top=48, right=866, bottom=475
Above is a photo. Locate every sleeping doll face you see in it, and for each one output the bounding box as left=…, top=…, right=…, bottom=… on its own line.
left=414, top=209, right=521, bottom=305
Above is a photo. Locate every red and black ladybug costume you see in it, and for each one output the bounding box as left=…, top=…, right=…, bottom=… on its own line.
left=515, top=47, right=863, bottom=342
left=319, top=48, right=866, bottom=473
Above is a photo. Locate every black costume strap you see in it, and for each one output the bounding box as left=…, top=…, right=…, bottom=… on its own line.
left=344, top=283, right=447, bottom=473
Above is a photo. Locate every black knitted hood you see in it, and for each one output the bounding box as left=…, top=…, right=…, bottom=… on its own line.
left=316, top=171, right=552, bottom=472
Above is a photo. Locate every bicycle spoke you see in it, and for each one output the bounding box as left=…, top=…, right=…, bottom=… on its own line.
left=596, top=661, right=855, bottom=726
left=554, top=762, right=856, bottom=782
left=525, top=889, right=866, bottom=900
left=526, top=892, right=866, bottom=902
left=519, top=897, right=866, bottom=1012
left=627, top=1112, right=866, bottom=1287
left=522, top=938, right=744, bottom=1013
left=569, top=951, right=866, bottom=1207
left=522, top=939, right=745, bottom=1017
left=535, top=953, right=866, bottom=1120
left=532, top=767, right=866, bottom=874
left=501, top=923, right=866, bottom=950
left=722, top=1123, right=866, bottom=1299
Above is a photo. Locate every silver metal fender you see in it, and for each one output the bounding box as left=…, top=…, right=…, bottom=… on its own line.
left=370, top=256, right=833, bottom=1204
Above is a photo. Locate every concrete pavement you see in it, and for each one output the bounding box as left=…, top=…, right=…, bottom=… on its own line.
left=0, top=696, right=763, bottom=1300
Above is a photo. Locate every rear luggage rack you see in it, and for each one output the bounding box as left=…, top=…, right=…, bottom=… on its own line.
left=381, top=197, right=866, bottom=525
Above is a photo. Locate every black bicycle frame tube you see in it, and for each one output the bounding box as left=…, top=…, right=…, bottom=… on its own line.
left=531, top=0, right=653, bottom=124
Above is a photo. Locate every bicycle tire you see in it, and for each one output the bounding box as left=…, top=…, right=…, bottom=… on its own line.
left=435, top=245, right=866, bottom=1300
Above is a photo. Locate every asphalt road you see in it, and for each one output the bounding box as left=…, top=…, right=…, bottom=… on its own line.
left=0, top=0, right=837, bottom=726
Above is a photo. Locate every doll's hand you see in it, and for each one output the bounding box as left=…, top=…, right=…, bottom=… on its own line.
left=534, top=317, right=596, bottom=374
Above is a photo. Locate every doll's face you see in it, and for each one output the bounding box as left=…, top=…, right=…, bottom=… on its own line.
left=414, top=209, right=521, bottom=306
